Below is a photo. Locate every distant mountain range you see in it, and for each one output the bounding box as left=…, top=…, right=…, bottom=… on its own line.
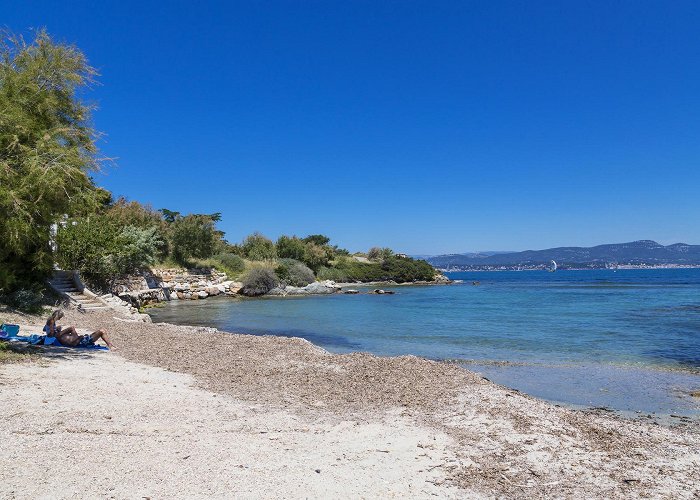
left=425, top=241, right=700, bottom=270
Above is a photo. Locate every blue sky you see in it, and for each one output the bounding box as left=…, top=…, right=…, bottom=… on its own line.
left=5, top=1, right=700, bottom=254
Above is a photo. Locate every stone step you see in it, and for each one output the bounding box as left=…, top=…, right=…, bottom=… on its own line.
left=73, top=297, right=102, bottom=305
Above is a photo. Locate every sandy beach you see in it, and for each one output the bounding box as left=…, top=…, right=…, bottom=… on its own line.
left=1, top=307, right=699, bottom=498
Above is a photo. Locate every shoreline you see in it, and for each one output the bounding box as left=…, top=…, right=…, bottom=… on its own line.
left=147, top=297, right=700, bottom=420
left=2, top=306, right=700, bottom=497
left=440, top=266, right=700, bottom=272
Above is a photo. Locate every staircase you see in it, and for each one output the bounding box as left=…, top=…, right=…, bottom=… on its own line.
left=48, top=271, right=109, bottom=311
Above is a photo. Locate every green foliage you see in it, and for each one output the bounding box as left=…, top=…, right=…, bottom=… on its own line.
left=276, top=259, right=315, bottom=287
left=0, top=29, right=103, bottom=293
left=367, top=247, right=394, bottom=261
left=113, top=226, right=163, bottom=274
left=303, top=234, right=330, bottom=246
left=316, top=266, right=348, bottom=282
left=159, top=208, right=180, bottom=223
left=169, top=214, right=217, bottom=264
left=241, top=267, right=279, bottom=296
left=336, top=256, right=435, bottom=283
left=56, top=216, right=162, bottom=289
left=107, top=197, right=163, bottom=228
left=303, top=243, right=329, bottom=271
left=276, top=235, right=307, bottom=261
left=56, top=216, right=120, bottom=286
left=242, top=232, right=277, bottom=261
left=0, top=287, right=45, bottom=313
left=211, top=252, right=246, bottom=276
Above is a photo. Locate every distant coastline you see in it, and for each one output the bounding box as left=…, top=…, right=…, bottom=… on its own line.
left=440, top=264, right=700, bottom=272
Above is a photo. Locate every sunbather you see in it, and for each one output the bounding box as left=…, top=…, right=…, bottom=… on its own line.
left=44, top=310, right=115, bottom=349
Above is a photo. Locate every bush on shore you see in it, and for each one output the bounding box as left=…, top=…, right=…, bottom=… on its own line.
left=240, top=267, right=279, bottom=296
left=316, top=266, right=348, bottom=282
left=241, top=233, right=277, bottom=261
left=276, top=259, right=315, bottom=287
left=210, top=253, right=246, bottom=277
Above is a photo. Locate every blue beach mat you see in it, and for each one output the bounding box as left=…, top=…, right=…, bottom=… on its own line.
left=4, top=332, right=109, bottom=351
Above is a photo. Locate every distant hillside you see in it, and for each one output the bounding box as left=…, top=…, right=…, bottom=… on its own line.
left=427, top=241, right=700, bottom=270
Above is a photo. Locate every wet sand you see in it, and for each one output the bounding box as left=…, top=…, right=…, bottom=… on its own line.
left=1, top=306, right=699, bottom=498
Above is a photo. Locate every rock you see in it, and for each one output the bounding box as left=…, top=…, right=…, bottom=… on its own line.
left=177, top=292, right=185, bottom=300
left=433, top=273, right=452, bottom=284
left=184, top=292, right=192, bottom=299
left=303, top=281, right=341, bottom=294
left=197, top=290, right=208, bottom=299
left=206, top=287, right=220, bottom=296
left=216, top=284, right=226, bottom=293
left=228, top=282, right=243, bottom=294
left=266, top=287, right=288, bottom=296
left=170, top=292, right=179, bottom=300
left=343, top=289, right=360, bottom=294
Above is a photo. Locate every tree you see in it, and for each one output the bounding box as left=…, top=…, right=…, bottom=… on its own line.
left=276, top=235, right=307, bottom=261
left=303, top=234, right=330, bottom=246
left=368, top=247, right=393, bottom=262
left=169, top=215, right=217, bottom=264
left=56, top=216, right=163, bottom=289
left=303, top=243, right=329, bottom=271
left=241, top=232, right=277, bottom=261
left=159, top=208, right=181, bottom=224
left=0, top=29, right=104, bottom=293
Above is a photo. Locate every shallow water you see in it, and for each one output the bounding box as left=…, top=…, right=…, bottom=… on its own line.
left=149, top=269, right=700, bottom=417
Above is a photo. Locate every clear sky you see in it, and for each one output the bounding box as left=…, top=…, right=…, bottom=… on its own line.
left=5, top=1, right=700, bottom=254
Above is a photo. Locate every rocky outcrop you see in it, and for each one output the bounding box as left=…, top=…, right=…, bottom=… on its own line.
left=114, top=268, right=242, bottom=307
left=98, top=293, right=152, bottom=322
left=266, top=280, right=342, bottom=297
left=433, top=273, right=452, bottom=284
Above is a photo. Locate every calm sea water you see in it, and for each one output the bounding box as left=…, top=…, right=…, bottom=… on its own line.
left=149, top=269, right=700, bottom=418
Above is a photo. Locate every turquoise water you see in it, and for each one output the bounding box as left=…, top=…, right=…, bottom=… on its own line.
left=149, top=269, right=700, bottom=418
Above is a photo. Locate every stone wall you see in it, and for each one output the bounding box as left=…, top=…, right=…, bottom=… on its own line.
left=115, top=268, right=242, bottom=308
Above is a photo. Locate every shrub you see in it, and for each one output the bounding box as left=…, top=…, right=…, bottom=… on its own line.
left=334, top=256, right=435, bottom=283
left=316, top=266, right=348, bottom=282
left=113, top=226, right=163, bottom=274
left=242, top=232, right=277, bottom=261
left=302, top=234, right=331, bottom=246
left=276, top=236, right=307, bottom=261
left=212, top=253, right=246, bottom=276
left=0, top=288, right=46, bottom=313
left=56, top=216, right=120, bottom=286
left=170, top=215, right=217, bottom=264
left=56, top=217, right=162, bottom=289
left=276, top=260, right=315, bottom=287
left=240, top=267, right=279, bottom=296
left=303, top=243, right=329, bottom=271
left=367, top=247, right=394, bottom=262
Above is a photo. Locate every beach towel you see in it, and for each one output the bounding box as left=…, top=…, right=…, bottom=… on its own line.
left=16, top=334, right=109, bottom=351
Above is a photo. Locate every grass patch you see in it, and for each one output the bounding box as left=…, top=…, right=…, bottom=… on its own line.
left=0, top=342, right=40, bottom=364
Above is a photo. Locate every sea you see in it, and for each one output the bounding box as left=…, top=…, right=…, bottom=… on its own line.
left=148, top=268, right=700, bottom=420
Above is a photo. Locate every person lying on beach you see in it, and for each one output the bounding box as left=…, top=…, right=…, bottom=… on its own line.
left=44, top=310, right=115, bottom=349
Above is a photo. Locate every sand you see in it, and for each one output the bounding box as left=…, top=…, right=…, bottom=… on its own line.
left=1, top=306, right=699, bottom=498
